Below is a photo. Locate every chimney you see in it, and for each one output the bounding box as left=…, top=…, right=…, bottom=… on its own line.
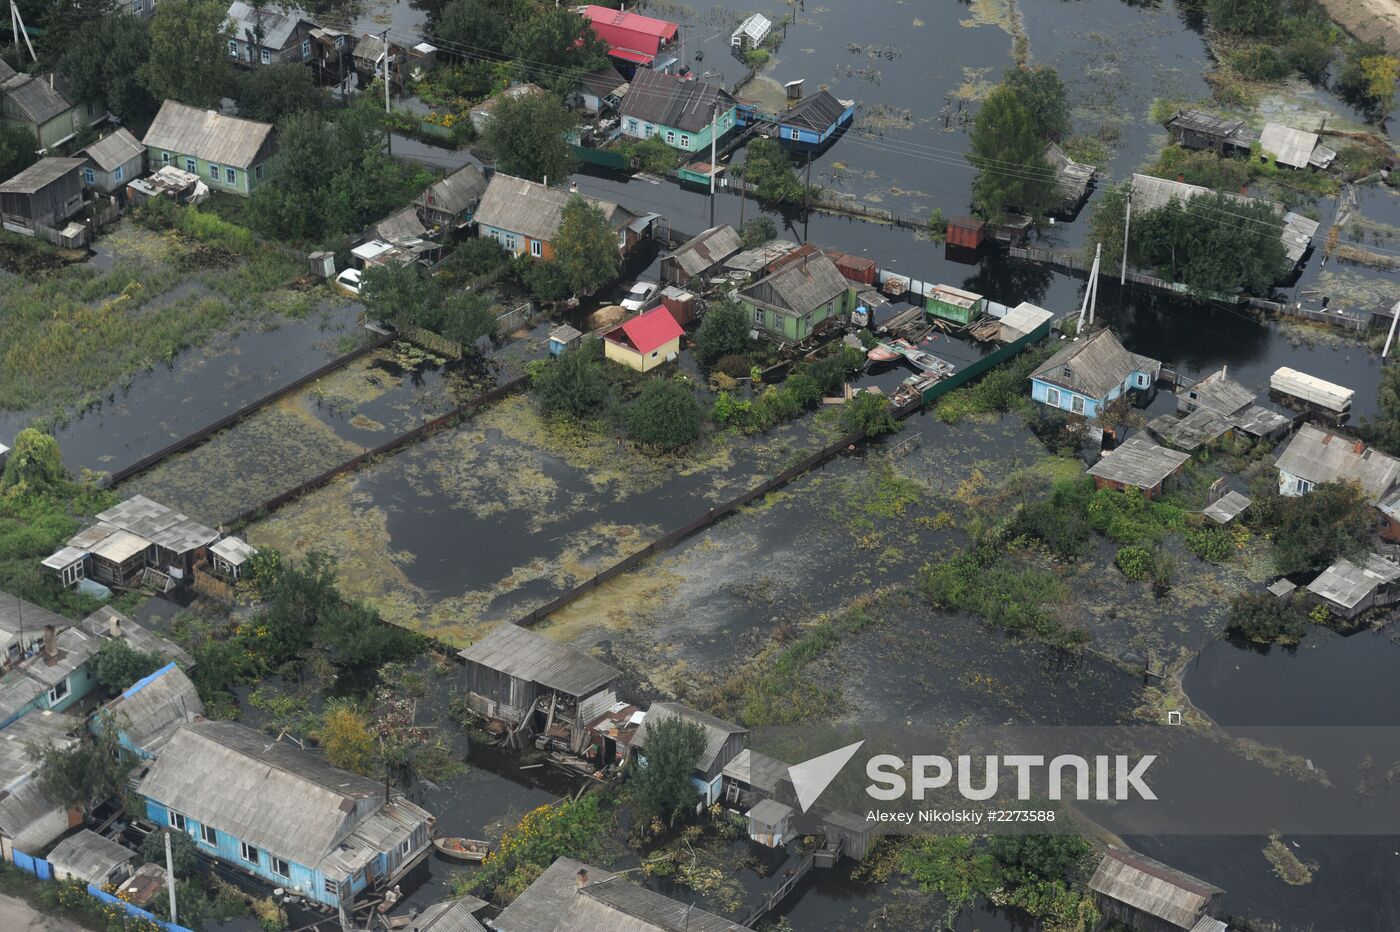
left=575, top=868, right=589, bottom=889
left=108, top=613, right=121, bottom=638
left=1355, top=441, right=1365, bottom=455
left=1221, top=364, right=1227, bottom=377
left=42, top=625, right=57, bottom=666
left=1322, top=434, right=1333, bottom=445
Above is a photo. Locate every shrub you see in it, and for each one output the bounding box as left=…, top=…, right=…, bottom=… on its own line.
left=740, top=216, right=777, bottom=247
left=713, top=353, right=754, bottom=379
left=1114, top=546, right=1153, bottom=580
left=143, top=829, right=198, bottom=878
left=1225, top=591, right=1309, bottom=644
left=1185, top=525, right=1233, bottom=561
left=532, top=340, right=608, bottom=420
left=625, top=379, right=703, bottom=450
left=695, top=301, right=754, bottom=365
left=841, top=391, right=900, bottom=437
left=1229, top=45, right=1291, bottom=81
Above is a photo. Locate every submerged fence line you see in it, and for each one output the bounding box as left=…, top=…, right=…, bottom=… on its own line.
left=109, top=332, right=396, bottom=486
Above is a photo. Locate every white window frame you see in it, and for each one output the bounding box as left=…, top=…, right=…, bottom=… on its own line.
left=47, top=677, right=69, bottom=705
left=626, top=118, right=638, bottom=133
left=1045, top=387, right=1060, bottom=408
left=184, top=157, right=196, bottom=173
left=200, top=823, right=217, bottom=846
left=240, top=841, right=259, bottom=864
left=132, top=0, right=143, bottom=11
left=530, top=239, right=542, bottom=258
left=301, top=39, right=311, bottom=59
left=113, top=166, right=124, bottom=183
left=665, top=130, right=675, bottom=145
left=168, top=811, right=187, bottom=831
left=754, top=307, right=764, bottom=325
left=680, top=134, right=689, bottom=148
left=260, top=49, right=271, bottom=65
left=1297, top=478, right=1314, bottom=493
left=161, top=151, right=171, bottom=166
left=225, top=167, right=236, bottom=184
left=399, top=839, right=411, bottom=856
left=270, top=856, right=290, bottom=878
left=503, top=233, right=517, bottom=251
left=82, top=167, right=94, bottom=185
left=228, top=40, right=238, bottom=58
left=208, top=163, right=220, bottom=182
left=788, top=127, right=801, bottom=140
left=1071, top=395, right=1085, bottom=415
left=60, top=562, right=84, bottom=586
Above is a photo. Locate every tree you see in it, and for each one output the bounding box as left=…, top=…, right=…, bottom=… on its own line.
left=91, top=640, right=165, bottom=692
left=506, top=8, right=609, bottom=88
left=29, top=718, right=128, bottom=813
left=440, top=237, right=508, bottom=283
left=628, top=715, right=706, bottom=825
left=969, top=83, right=1055, bottom=221
left=740, top=216, right=777, bottom=248
left=533, top=340, right=607, bottom=419
left=0, top=429, right=66, bottom=495
left=315, top=702, right=377, bottom=774
left=1132, top=193, right=1286, bottom=295
left=236, top=63, right=328, bottom=123
left=1086, top=182, right=1129, bottom=271
left=1225, top=591, right=1310, bottom=644
left=743, top=138, right=806, bottom=204
left=143, top=0, right=232, bottom=108
left=1251, top=481, right=1374, bottom=574
left=142, top=829, right=198, bottom=878
left=1365, top=364, right=1400, bottom=455
left=554, top=195, right=620, bottom=296
left=694, top=300, right=753, bottom=365
left=437, top=0, right=527, bottom=59
left=1208, top=0, right=1280, bottom=36
left=0, top=124, right=38, bottom=184
left=360, top=263, right=441, bottom=330
left=516, top=255, right=573, bottom=301
left=61, top=14, right=157, bottom=124
left=1002, top=65, right=1070, bottom=142
left=1337, top=40, right=1400, bottom=124
left=314, top=598, right=423, bottom=674
left=841, top=391, right=900, bottom=437
left=439, top=292, right=498, bottom=349
left=626, top=380, right=703, bottom=450
left=482, top=92, right=576, bottom=183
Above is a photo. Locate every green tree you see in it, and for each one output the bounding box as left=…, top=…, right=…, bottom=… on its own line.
left=61, top=14, right=157, bottom=124
left=841, top=391, right=900, bottom=437
left=1337, top=40, right=1400, bottom=123
left=236, top=63, right=328, bottom=123
left=482, top=92, right=576, bottom=183
left=516, top=255, right=573, bottom=301
left=91, top=640, right=166, bottom=692
left=0, top=123, right=38, bottom=183
left=0, top=428, right=66, bottom=495
left=315, top=702, right=377, bottom=775
left=437, top=0, right=527, bottom=59
left=1252, top=481, right=1374, bottom=574
left=1002, top=65, right=1070, bottom=142
left=626, top=380, right=702, bottom=450
left=694, top=300, right=753, bottom=365
left=743, top=138, right=806, bottom=204
left=360, top=263, right=441, bottom=330
left=740, top=216, right=777, bottom=248
left=314, top=598, right=423, bottom=675
left=1225, top=591, right=1310, bottom=644
left=1086, top=181, right=1128, bottom=271
left=29, top=718, right=128, bottom=813
left=969, top=83, right=1055, bottom=220
left=628, top=715, right=706, bottom=824
left=1365, top=363, right=1400, bottom=455
left=142, top=828, right=198, bottom=878
left=554, top=195, right=620, bottom=296
left=1132, top=193, right=1286, bottom=294
left=143, top=0, right=232, bottom=108
left=1208, top=0, right=1280, bottom=36
left=439, top=292, right=498, bottom=349
left=533, top=340, right=607, bottom=419
left=506, top=8, right=610, bottom=88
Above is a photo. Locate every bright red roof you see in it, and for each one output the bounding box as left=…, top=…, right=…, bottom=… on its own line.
left=612, top=306, right=683, bottom=354
left=583, top=5, right=678, bottom=56
left=607, top=47, right=654, bottom=66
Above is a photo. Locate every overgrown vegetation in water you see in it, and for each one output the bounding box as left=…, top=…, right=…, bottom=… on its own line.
left=934, top=343, right=1058, bottom=423
left=853, top=834, right=1100, bottom=931
left=454, top=797, right=614, bottom=904
left=918, top=541, right=1083, bottom=646
left=1263, top=831, right=1317, bottom=884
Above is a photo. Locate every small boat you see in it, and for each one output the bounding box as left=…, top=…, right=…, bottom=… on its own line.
left=433, top=837, right=490, bottom=862
left=866, top=338, right=913, bottom=363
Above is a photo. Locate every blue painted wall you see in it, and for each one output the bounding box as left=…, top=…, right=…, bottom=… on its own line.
left=1029, top=369, right=1153, bottom=419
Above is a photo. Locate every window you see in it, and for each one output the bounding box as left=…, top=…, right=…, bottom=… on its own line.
left=240, top=842, right=259, bottom=864
left=651, top=350, right=659, bottom=358
left=113, top=166, right=124, bottom=183
left=301, top=39, right=311, bottom=59
left=1071, top=395, right=1085, bottom=415
left=626, top=118, right=638, bottom=133
left=1045, top=387, right=1060, bottom=408
left=208, top=163, right=220, bottom=182
left=47, top=677, right=69, bottom=705
left=260, top=49, right=271, bottom=65
left=1297, top=478, right=1314, bottom=493
left=270, top=856, right=290, bottom=878
left=399, top=839, right=411, bottom=856
left=645, top=124, right=655, bottom=138
left=228, top=39, right=238, bottom=57
left=255, top=164, right=264, bottom=182
left=788, top=127, right=800, bottom=140
left=335, top=36, right=345, bottom=49
left=161, top=151, right=170, bottom=166
left=323, top=878, right=339, bottom=896
left=503, top=233, right=516, bottom=251
left=168, top=811, right=187, bottom=832
left=82, top=167, right=94, bottom=185
left=530, top=240, right=542, bottom=258
left=665, top=131, right=676, bottom=145
left=132, top=0, right=142, bottom=10
left=60, top=562, right=84, bottom=586
left=200, top=824, right=217, bottom=846
left=184, top=157, right=196, bottom=173
left=753, top=307, right=764, bottom=325
left=225, top=167, right=236, bottom=184
left=679, top=135, right=689, bottom=148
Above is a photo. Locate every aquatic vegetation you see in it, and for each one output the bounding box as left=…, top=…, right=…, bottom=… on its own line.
left=1263, top=831, right=1316, bottom=885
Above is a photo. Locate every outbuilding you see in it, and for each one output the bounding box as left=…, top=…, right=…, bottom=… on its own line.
left=1087, top=435, right=1191, bottom=499
left=547, top=324, right=583, bottom=357
left=631, top=701, right=747, bottom=805
left=0, top=157, right=86, bottom=240
left=661, top=224, right=742, bottom=286
left=47, top=830, right=135, bottom=887
left=603, top=306, right=684, bottom=372
left=79, top=128, right=145, bottom=195
left=925, top=284, right=985, bottom=324
left=1307, top=552, right=1400, bottom=620
left=1089, top=847, right=1224, bottom=932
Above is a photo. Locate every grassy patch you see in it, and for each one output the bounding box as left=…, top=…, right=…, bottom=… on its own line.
left=1264, top=831, right=1316, bottom=885
left=918, top=541, right=1082, bottom=646
left=933, top=343, right=1056, bottom=424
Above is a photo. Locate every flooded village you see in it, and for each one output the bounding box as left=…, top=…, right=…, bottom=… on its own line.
left=0, top=0, right=1399, bottom=929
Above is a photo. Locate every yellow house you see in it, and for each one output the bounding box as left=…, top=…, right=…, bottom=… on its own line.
left=603, top=306, right=684, bottom=372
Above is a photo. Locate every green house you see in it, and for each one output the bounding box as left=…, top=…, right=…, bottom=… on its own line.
left=141, top=100, right=275, bottom=198
left=926, top=284, right=986, bottom=325
left=0, top=63, right=107, bottom=152
left=737, top=252, right=854, bottom=343
left=620, top=69, right=738, bottom=154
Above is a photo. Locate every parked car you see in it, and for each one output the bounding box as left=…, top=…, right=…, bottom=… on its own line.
left=620, top=280, right=658, bottom=312
left=334, top=268, right=362, bottom=296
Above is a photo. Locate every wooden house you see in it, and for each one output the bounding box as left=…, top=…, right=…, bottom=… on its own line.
left=0, top=157, right=86, bottom=239
left=0, top=590, right=71, bottom=667
left=1275, top=423, right=1400, bottom=540
left=79, top=128, right=145, bottom=195
left=351, top=34, right=405, bottom=93
left=209, top=536, right=257, bottom=581
left=409, top=898, right=489, bottom=932
left=224, top=1, right=314, bottom=68
left=621, top=69, right=737, bottom=153
left=661, top=223, right=742, bottom=286
left=722, top=748, right=792, bottom=810
left=1259, top=122, right=1335, bottom=170
left=1149, top=367, right=1290, bottom=452
left=946, top=215, right=986, bottom=251
left=47, top=830, right=135, bottom=887
left=821, top=810, right=876, bottom=861
left=95, top=662, right=204, bottom=760
left=415, top=163, right=488, bottom=232
left=0, top=64, right=106, bottom=151
left=925, top=284, right=985, bottom=324
left=631, top=701, right=747, bottom=805
left=745, top=798, right=792, bottom=848
left=1087, top=435, right=1190, bottom=500
left=774, top=89, right=854, bottom=150
left=496, top=858, right=752, bottom=932
left=142, top=101, right=274, bottom=197
left=571, top=63, right=629, bottom=115
left=1307, top=552, right=1400, bottom=619
left=1028, top=328, right=1161, bottom=418
left=737, top=251, right=854, bottom=343
left=43, top=495, right=220, bottom=591
left=1163, top=109, right=1255, bottom=155
left=474, top=173, right=642, bottom=262
left=0, top=709, right=81, bottom=855
left=1044, top=141, right=1094, bottom=216
left=1269, top=366, right=1352, bottom=421
left=458, top=624, right=621, bottom=753
left=1089, top=847, right=1224, bottom=932
left=604, top=306, right=684, bottom=372
left=581, top=5, right=680, bottom=70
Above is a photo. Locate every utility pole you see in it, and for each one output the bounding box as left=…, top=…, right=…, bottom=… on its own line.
left=1089, top=242, right=1102, bottom=326
left=382, top=30, right=393, bottom=158
left=1076, top=245, right=1101, bottom=336
left=802, top=152, right=812, bottom=243
left=1384, top=300, right=1400, bottom=358
left=9, top=1, right=36, bottom=64
left=163, top=831, right=178, bottom=924
left=709, top=103, right=718, bottom=227
left=1119, top=186, right=1132, bottom=287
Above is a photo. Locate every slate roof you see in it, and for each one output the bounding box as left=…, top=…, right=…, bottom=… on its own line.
left=746, top=798, right=792, bottom=827
left=667, top=225, right=742, bottom=278
left=474, top=174, right=631, bottom=244
left=142, top=101, right=273, bottom=170
left=632, top=702, right=747, bottom=773
left=998, top=301, right=1053, bottom=341
left=100, top=663, right=203, bottom=755
left=1203, top=490, right=1251, bottom=524
left=94, top=495, right=220, bottom=554
left=1275, top=424, right=1400, bottom=501
left=0, top=73, right=76, bottom=125
left=1087, top=435, right=1191, bottom=489
left=1130, top=173, right=1312, bottom=265
left=136, top=720, right=391, bottom=870
left=0, top=590, right=71, bottom=656
left=372, top=206, right=428, bottom=243
left=418, top=163, right=488, bottom=216
left=1232, top=404, right=1291, bottom=437
left=458, top=624, right=620, bottom=698
left=494, top=857, right=754, bottom=932
left=47, top=830, right=135, bottom=885
left=721, top=748, right=790, bottom=795
left=1164, top=109, right=1252, bottom=144
left=576, top=64, right=629, bottom=101
left=608, top=306, right=684, bottom=355
left=781, top=90, right=851, bottom=132
left=1148, top=408, right=1234, bottom=451
left=0, top=710, right=76, bottom=788
left=1185, top=368, right=1255, bottom=416
left=622, top=68, right=734, bottom=134
left=1259, top=122, right=1321, bottom=170
left=1307, top=553, right=1400, bottom=610
left=1030, top=328, right=1159, bottom=401
left=1089, top=848, right=1223, bottom=930
left=209, top=536, right=257, bottom=566
left=226, top=0, right=304, bottom=51
left=1044, top=142, right=1094, bottom=201
left=0, top=779, right=66, bottom=846
left=740, top=252, right=850, bottom=316
left=411, top=898, right=489, bottom=932
left=725, top=239, right=799, bottom=273
left=80, top=607, right=193, bottom=668
left=81, top=128, right=144, bottom=173
left=0, top=157, right=84, bottom=195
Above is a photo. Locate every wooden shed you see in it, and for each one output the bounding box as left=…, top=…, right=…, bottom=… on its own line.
left=946, top=215, right=985, bottom=250
left=925, top=284, right=986, bottom=324
left=0, top=157, right=86, bottom=237
left=79, top=128, right=146, bottom=195
left=659, top=285, right=698, bottom=325
left=1087, top=435, right=1191, bottom=500
left=1089, top=848, right=1224, bottom=932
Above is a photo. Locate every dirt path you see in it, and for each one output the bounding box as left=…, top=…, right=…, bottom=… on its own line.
left=1319, top=0, right=1400, bottom=51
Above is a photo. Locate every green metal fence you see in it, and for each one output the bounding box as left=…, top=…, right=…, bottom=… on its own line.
left=919, top=320, right=1052, bottom=404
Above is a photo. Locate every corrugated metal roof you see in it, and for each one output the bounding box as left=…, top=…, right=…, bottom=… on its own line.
left=1089, top=848, right=1222, bottom=929
left=94, top=495, right=219, bottom=554
left=1185, top=368, right=1255, bottom=416
left=667, top=225, right=742, bottom=278
left=226, top=0, right=304, bottom=51
left=458, top=624, right=619, bottom=698
left=0, top=73, right=77, bottom=126
left=998, top=301, right=1053, bottom=340
left=0, top=779, right=67, bottom=846
left=1164, top=109, right=1248, bottom=140
left=1259, top=123, right=1320, bottom=170
left=721, top=748, right=789, bottom=794
left=412, top=898, right=489, bottom=932
left=0, top=590, right=71, bottom=649
left=142, top=101, right=273, bottom=170
left=48, top=830, right=135, bottom=885
left=0, top=157, right=84, bottom=195
left=1274, top=424, right=1400, bottom=500
left=1087, top=435, right=1190, bottom=489
left=782, top=90, right=851, bottom=133
left=1307, top=553, right=1400, bottom=610
left=82, top=128, right=144, bottom=172
left=746, top=798, right=792, bottom=827
left=609, top=306, right=684, bottom=354
left=1148, top=409, right=1233, bottom=451
left=633, top=702, right=746, bottom=772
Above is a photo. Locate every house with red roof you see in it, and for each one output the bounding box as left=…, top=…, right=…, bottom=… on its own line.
left=582, top=5, right=679, bottom=69
left=604, top=306, right=684, bottom=372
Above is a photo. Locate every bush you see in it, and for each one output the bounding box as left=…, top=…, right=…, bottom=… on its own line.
left=919, top=545, right=1083, bottom=645
left=841, top=391, right=900, bottom=437
left=622, top=135, right=676, bottom=173
left=143, top=828, right=198, bottom=878
left=740, top=216, right=777, bottom=247
left=1229, top=45, right=1291, bottom=81
left=713, top=353, right=753, bottom=378
left=1185, top=525, right=1233, bottom=561
left=1249, top=481, right=1373, bottom=574
left=532, top=339, right=608, bottom=420
left=695, top=301, right=754, bottom=365
left=1225, top=591, right=1309, bottom=644
left=1114, top=546, right=1154, bottom=580
left=625, top=379, right=703, bottom=450
left=1009, top=478, right=1096, bottom=560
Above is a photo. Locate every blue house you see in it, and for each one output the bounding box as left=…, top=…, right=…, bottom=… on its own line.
left=136, top=720, right=434, bottom=912
left=1028, top=328, right=1161, bottom=419
left=94, top=662, right=203, bottom=760
left=631, top=702, right=747, bottom=806
left=773, top=89, right=854, bottom=150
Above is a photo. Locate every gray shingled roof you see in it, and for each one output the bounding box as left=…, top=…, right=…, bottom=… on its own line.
left=226, top=0, right=304, bottom=51
left=1148, top=408, right=1234, bottom=452
left=373, top=206, right=428, bottom=243
left=494, top=857, right=755, bottom=932
left=1030, top=328, right=1158, bottom=400
left=0, top=779, right=66, bottom=847
left=142, top=101, right=273, bottom=170
left=474, top=174, right=631, bottom=245
left=0, top=590, right=71, bottom=655
left=419, top=163, right=488, bottom=216
left=781, top=89, right=850, bottom=132
left=632, top=702, right=746, bottom=773
left=412, top=898, right=489, bottom=932
left=1089, top=848, right=1222, bottom=929
left=82, top=128, right=144, bottom=172
left=1274, top=424, right=1400, bottom=501
left=1087, top=435, right=1191, bottom=490
left=81, top=606, right=193, bottom=668
left=0, top=73, right=76, bottom=125
left=667, top=225, right=742, bottom=278
left=621, top=68, right=734, bottom=134
left=1307, top=553, right=1400, bottom=610
left=1164, top=109, right=1251, bottom=143
left=47, top=830, right=135, bottom=885
left=1044, top=142, right=1094, bottom=201
left=0, top=157, right=84, bottom=194
left=137, top=720, right=386, bottom=869
left=1185, top=368, right=1255, bottom=416
left=740, top=252, right=849, bottom=316
left=458, top=624, right=619, bottom=698
left=576, top=63, right=628, bottom=101
left=1203, top=490, right=1251, bottom=524
left=100, top=663, right=203, bottom=755
left=0, top=709, right=76, bottom=787
left=94, top=495, right=219, bottom=555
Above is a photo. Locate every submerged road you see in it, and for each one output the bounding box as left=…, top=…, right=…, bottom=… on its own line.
left=0, top=894, right=89, bottom=931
